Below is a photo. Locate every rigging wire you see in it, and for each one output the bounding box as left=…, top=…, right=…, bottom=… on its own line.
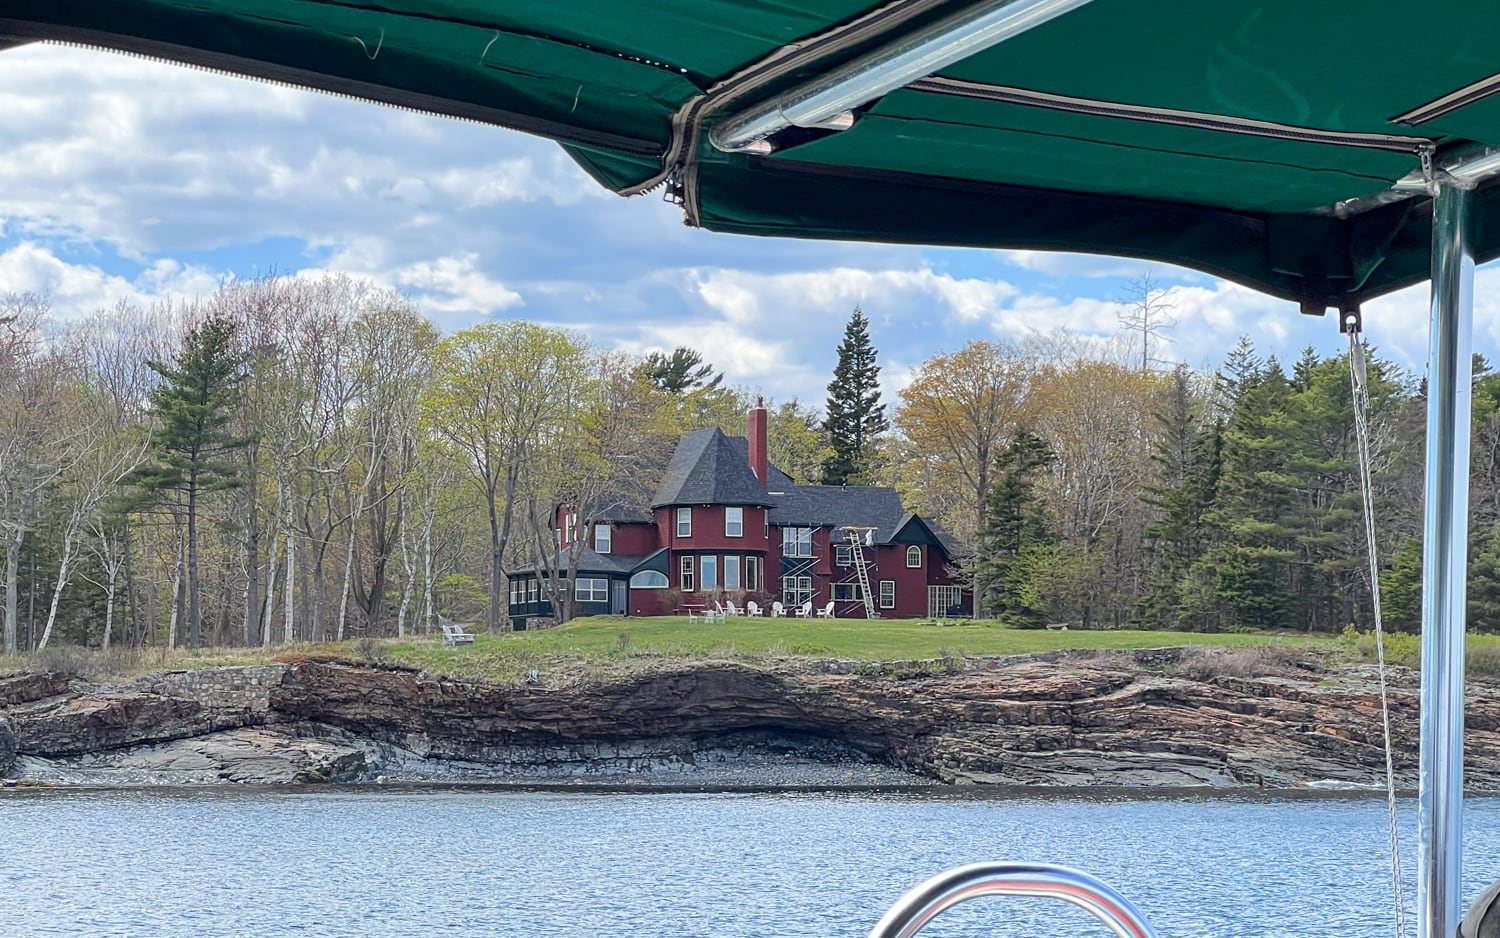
left=1346, top=315, right=1409, bottom=938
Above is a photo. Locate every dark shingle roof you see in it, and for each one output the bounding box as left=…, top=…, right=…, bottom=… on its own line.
left=769, top=487, right=967, bottom=558
left=511, top=548, right=646, bottom=577
left=726, top=435, right=796, bottom=490
left=768, top=485, right=905, bottom=539
left=651, top=428, right=774, bottom=508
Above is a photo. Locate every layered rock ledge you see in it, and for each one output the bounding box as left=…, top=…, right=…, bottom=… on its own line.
left=2, top=649, right=1494, bottom=789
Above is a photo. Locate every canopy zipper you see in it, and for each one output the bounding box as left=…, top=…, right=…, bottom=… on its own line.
left=910, top=76, right=1434, bottom=155
left=1393, top=71, right=1500, bottom=127
left=0, top=18, right=663, bottom=159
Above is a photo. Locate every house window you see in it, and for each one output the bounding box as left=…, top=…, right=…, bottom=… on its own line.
left=528, top=579, right=538, bottom=604
left=835, top=544, right=853, bottom=566
left=724, top=555, right=741, bottom=591
left=575, top=577, right=609, bottom=603
left=782, top=526, right=813, bottom=557
left=906, top=545, right=922, bottom=568
left=509, top=580, right=519, bottom=606
left=879, top=580, right=896, bottom=609
left=928, top=585, right=965, bottom=618
left=630, top=570, right=668, bottom=589
left=676, top=507, right=692, bottom=537
left=745, top=556, right=761, bottom=592
left=594, top=524, right=612, bottom=554
left=783, top=576, right=813, bottom=607
left=726, top=507, right=744, bottom=537
left=680, top=556, right=695, bottom=592
left=832, top=582, right=857, bottom=601
left=701, top=555, right=718, bottom=590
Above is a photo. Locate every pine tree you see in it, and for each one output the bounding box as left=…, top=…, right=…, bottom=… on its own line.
left=822, top=306, right=888, bottom=484
left=127, top=316, right=249, bottom=648
left=1139, top=367, right=1222, bottom=628
left=641, top=346, right=722, bottom=394
left=973, top=428, right=1055, bottom=625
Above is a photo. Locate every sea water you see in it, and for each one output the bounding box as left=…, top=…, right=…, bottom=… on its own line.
left=3, top=787, right=1495, bottom=938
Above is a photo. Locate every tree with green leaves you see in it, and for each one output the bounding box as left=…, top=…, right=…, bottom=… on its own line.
left=127, top=316, right=249, bottom=649
left=641, top=346, right=722, bottom=394
left=822, top=307, right=888, bottom=485
left=972, top=428, right=1056, bottom=625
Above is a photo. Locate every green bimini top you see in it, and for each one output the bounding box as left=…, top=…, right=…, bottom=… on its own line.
left=6, top=0, right=1500, bottom=310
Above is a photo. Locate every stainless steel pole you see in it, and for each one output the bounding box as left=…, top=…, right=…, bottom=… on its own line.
left=1419, top=180, right=1473, bottom=938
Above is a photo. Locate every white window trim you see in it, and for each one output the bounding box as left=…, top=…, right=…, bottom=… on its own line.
left=680, top=555, right=695, bottom=592
left=879, top=580, right=896, bottom=609
left=724, top=555, right=741, bottom=591
left=835, top=544, right=853, bottom=566
left=782, top=526, right=814, bottom=558
left=701, top=555, right=718, bottom=591
left=906, top=545, right=922, bottom=568
left=676, top=507, right=692, bottom=537
left=594, top=524, right=612, bottom=554
left=725, top=506, right=744, bottom=537
left=832, top=583, right=857, bottom=601
left=575, top=577, right=609, bottom=603
left=630, top=570, right=669, bottom=589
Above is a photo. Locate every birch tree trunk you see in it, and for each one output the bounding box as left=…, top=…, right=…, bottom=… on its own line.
left=102, top=564, right=118, bottom=651
left=283, top=532, right=295, bottom=644
left=36, top=516, right=82, bottom=650
left=396, top=498, right=413, bottom=639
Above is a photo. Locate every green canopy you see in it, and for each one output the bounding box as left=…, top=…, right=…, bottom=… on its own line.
left=6, top=0, right=1500, bottom=309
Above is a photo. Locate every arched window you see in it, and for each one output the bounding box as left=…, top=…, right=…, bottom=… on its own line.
left=906, top=545, right=922, bottom=568
left=629, top=570, right=669, bottom=589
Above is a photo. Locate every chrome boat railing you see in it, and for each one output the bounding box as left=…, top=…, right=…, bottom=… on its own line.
left=867, top=862, right=1159, bottom=938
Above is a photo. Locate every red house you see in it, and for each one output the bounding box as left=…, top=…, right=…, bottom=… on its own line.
left=508, top=403, right=971, bottom=627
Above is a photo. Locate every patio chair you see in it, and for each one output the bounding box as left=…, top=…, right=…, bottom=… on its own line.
left=745, top=601, right=762, bottom=617
left=725, top=600, right=741, bottom=617
left=770, top=601, right=786, bottom=617
left=792, top=600, right=814, bottom=618
left=815, top=601, right=835, bottom=618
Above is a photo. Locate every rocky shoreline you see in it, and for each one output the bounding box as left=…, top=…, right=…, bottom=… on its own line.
left=2, top=648, right=1495, bottom=790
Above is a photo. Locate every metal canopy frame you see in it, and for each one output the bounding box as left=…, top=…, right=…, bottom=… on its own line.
left=0, top=4, right=1492, bottom=937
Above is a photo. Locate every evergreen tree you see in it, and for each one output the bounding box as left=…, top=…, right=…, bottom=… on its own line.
left=973, top=429, right=1055, bottom=625
left=822, top=307, right=888, bottom=484
left=641, top=346, right=722, bottom=394
left=1140, top=367, right=1222, bottom=628
left=1206, top=359, right=1297, bottom=629
left=127, top=316, right=249, bottom=648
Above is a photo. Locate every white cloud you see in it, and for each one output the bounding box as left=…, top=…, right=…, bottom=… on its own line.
left=391, top=255, right=524, bottom=315
left=0, top=242, right=224, bottom=318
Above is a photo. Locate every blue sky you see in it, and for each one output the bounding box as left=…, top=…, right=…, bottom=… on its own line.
left=3, top=44, right=1498, bottom=405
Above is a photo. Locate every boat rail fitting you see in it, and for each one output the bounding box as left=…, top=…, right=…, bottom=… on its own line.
left=1418, top=179, right=1473, bottom=938
left=866, top=862, right=1159, bottom=938
left=710, top=0, right=1095, bottom=152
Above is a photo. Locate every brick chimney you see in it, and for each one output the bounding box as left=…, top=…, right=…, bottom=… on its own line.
left=747, top=396, right=768, bottom=487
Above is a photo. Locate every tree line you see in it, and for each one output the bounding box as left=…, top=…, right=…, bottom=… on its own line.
left=0, top=275, right=1483, bottom=652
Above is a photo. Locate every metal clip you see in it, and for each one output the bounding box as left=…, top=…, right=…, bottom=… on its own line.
left=1420, top=144, right=1440, bottom=196
left=1340, top=307, right=1363, bottom=335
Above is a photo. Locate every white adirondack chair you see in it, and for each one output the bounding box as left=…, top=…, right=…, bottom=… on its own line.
left=793, top=600, right=814, bottom=618
left=724, top=600, right=742, bottom=617
left=770, top=601, right=786, bottom=617
left=745, top=601, right=762, bottom=617
left=815, top=601, right=836, bottom=618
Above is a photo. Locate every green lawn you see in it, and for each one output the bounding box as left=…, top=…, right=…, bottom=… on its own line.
left=384, top=615, right=1329, bottom=683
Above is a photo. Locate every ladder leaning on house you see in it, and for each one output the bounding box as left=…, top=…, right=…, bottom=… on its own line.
left=841, top=526, right=880, bottom=619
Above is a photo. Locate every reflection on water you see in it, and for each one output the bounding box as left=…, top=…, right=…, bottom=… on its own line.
left=3, top=786, right=1496, bottom=938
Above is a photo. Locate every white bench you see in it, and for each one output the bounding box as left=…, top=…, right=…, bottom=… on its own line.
left=441, top=623, right=476, bottom=646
